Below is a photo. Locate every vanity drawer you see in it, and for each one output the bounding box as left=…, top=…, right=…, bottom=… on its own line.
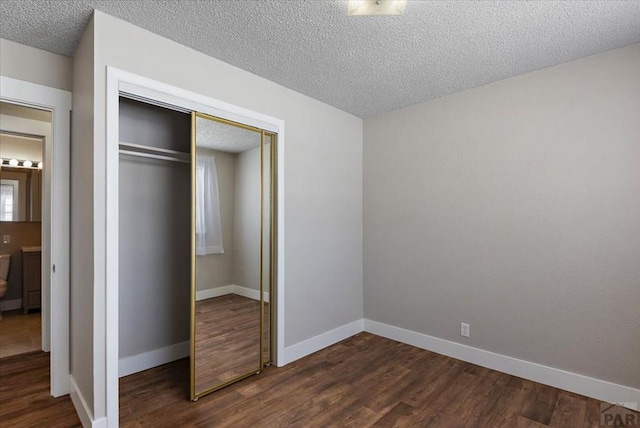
left=22, top=249, right=42, bottom=313
left=28, top=290, right=41, bottom=306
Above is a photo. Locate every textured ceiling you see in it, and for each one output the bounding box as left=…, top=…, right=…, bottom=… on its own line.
left=196, top=116, right=261, bottom=154
left=1, top=1, right=640, bottom=118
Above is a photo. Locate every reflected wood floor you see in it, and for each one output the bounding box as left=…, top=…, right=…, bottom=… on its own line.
left=1, top=333, right=636, bottom=427
left=194, top=294, right=269, bottom=393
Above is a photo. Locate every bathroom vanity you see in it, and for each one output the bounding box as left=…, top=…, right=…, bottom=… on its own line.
left=22, top=246, right=41, bottom=314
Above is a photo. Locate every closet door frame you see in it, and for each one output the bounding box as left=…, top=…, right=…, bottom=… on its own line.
left=105, top=67, right=285, bottom=425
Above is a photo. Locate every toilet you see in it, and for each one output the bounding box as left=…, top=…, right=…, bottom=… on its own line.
left=0, top=253, right=11, bottom=320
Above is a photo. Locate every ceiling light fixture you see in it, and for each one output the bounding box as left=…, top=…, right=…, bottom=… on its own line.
left=348, top=0, right=407, bottom=16
left=1, top=158, right=42, bottom=169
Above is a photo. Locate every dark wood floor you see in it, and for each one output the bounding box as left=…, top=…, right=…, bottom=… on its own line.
left=0, top=351, right=81, bottom=427
left=1, top=332, right=636, bottom=427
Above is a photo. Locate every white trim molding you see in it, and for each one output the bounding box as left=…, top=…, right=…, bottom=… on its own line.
left=119, top=341, right=190, bottom=378
left=280, top=319, right=364, bottom=366
left=196, top=285, right=270, bottom=303
left=70, top=376, right=107, bottom=428
left=1, top=75, right=71, bottom=398
left=364, top=319, right=640, bottom=411
left=196, top=285, right=235, bottom=301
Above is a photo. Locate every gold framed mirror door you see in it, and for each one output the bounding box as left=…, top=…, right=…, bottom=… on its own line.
left=190, top=112, right=276, bottom=400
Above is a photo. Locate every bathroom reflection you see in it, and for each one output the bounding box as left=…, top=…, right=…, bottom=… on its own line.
left=0, top=133, right=44, bottom=222
left=191, top=113, right=273, bottom=399
left=0, top=101, right=47, bottom=357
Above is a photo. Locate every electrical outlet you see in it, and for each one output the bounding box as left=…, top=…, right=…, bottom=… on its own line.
left=2, top=235, right=10, bottom=244
left=460, top=322, right=470, bottom=338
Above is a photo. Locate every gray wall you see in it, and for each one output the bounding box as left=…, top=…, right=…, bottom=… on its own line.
left=80, top=9, right=362, bottom=418
left=0, top=38, right=73, bottom=92
left=195, top=148, right=236, bottom=291
left=196, top=143, right=272, bottom=295
left=118, top=99, right=191, bottom=360
left=70, top=15, right=95, bottom=414
left=364, top=43, right=640, bottom=389
left=232, top=144, right=262, bottom=291
left=92, top=9, right=363, bottom=354
left=262, top=139, right=272, bottom=296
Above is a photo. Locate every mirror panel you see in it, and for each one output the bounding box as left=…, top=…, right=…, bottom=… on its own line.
left=0, top=102, right=47, bottom=222
left=191, top=113, right=273, bottom=399
left=0, top=133, right=44, bottom=222
left=262, top=133, right=273, bottom=364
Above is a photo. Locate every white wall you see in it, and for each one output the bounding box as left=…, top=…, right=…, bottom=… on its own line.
left=80, top=10, right=363, bottom=422
left=0, top=38, right=73, bottom=92
left=364, top=43, right=640, bottom=390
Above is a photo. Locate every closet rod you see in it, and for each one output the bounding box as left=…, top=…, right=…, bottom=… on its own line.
left=119, top=141, right=189, bottom=157
left=119, top=149, right=190, bottom=164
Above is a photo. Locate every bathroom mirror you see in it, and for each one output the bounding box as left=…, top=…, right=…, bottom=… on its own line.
left=0, top=102, right=47, bottom=222
left=191, top=112, right=275, bottom=400
left=0, top=132, right=43, bottom=222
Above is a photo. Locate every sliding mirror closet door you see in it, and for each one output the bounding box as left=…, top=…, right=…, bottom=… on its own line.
left=191, top=112, right=275, bottom=400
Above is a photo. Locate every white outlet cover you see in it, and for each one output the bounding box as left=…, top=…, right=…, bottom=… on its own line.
left=461, top=322, right=470, bottom=337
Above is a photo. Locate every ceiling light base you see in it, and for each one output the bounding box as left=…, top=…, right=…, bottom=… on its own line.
left=348, top=0, right=407, bottom=16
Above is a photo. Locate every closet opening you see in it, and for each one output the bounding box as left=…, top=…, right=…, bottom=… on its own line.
left=116, top=94, right=279, bottom=404
left=106, top=67, right=286, bottom=423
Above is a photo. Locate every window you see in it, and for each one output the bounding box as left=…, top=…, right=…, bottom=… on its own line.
left=0, top=179, right=19, bottom=221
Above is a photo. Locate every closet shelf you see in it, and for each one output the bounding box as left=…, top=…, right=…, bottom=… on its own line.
left=119, top=141, right=190, bottom=164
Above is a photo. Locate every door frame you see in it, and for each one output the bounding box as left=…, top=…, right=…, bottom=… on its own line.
left=104, top=66, right=285, bottom=425
left=0, top=75, right=71, bottom=397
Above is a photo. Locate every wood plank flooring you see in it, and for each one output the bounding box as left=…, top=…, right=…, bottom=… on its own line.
left=0, top=351, right=80, bottom=427
left=1, top=332, right=636, bottom=427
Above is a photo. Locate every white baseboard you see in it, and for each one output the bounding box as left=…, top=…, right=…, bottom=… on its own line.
left=280, top=319, right=364, bottom=366
left=70, top=375, right=107, bottom=428
left=233, top=285, right=269, bottom=303
left=196, top=284, right=270, bottom=303
left=118, top=341, right=190, bottom=378
left=364, top=319, right=639, bottom=411
left=0, top=298, right=22, bottom=312
left=196, top=285, right=234, bottom=301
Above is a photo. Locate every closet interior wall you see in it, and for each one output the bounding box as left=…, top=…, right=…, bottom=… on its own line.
left=118, top=98, right=191, bottom=376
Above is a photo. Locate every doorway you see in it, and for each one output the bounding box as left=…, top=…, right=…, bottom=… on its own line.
left=0, top=109, right=46, bottom=357
left=0, top=76, right=71, bottom=397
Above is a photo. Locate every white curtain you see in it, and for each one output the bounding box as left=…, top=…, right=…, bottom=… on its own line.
left=196, top=155, right=224, bottom=255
